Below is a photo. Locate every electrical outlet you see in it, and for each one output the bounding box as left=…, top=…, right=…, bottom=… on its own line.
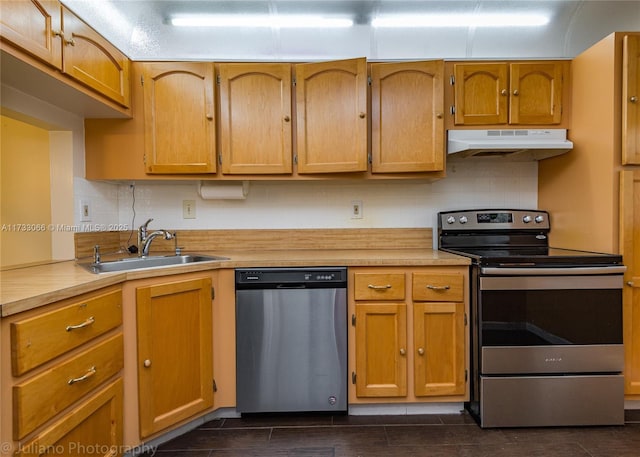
left=183, top=200, right=196, bottom=219
left=351, top=200, right=363, bottom=219
left=80, top=200, right=91, bottom=222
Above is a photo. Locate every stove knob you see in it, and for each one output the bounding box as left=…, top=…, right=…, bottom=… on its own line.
left=446, top=216, right=456, bottom=224
left=535, top=215, right=545, bottom=223
left=523, top=215, right=532, bottom=223
left=459, top=216, right=468, bottom=224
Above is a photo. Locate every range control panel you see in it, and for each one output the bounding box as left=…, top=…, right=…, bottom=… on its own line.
left=438, top=209, right=550, bottom=231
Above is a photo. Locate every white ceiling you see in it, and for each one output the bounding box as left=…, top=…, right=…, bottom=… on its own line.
left=61, top=0, right=640, bottom=61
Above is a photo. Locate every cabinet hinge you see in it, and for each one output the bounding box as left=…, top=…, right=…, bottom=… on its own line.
left=143, top=154, right=147, bottom=166
left=216, top=75, right=221, bottom=85
left=449, top=75, right=455, bottom=85
left=218, top=153, right=223, bottom=165
left=465, top=370, right=468, bottom=382
left=367, top=153, right=372, bottom=165
left=367, top=76, right=372, bottom=86
left=450, top=106, right=456, bottom=115
left=213, top=379, right=217, bottom=392
left=292, top=78, right=297, bottom=87
left=352, top=372, right=357, bottom=384
left=464, top=313, right=468, bottom=326
left=294, top=154, right=298, bottom=165
left=211, top=286, right=215, bottom=301
left=351, top=314, right=356, bottom=326
left=140, top=75, right=144, bottom=86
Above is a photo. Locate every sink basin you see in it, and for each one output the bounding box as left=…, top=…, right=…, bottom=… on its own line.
left=79, top=254, right=229, bottom=274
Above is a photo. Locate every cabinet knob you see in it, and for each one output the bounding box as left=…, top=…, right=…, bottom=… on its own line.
left=284, top=115, right=291, bottom=122
left=143, top=359, right=152, bottom=368
left=206, top=114, right=213, bottom=120
left=359, top=112, right=366, bottom=119
left=631, top=96, right=638, bottom=103
left=501, top=89, right=508, bottom=96
left=513, top=90, right=520, bottom=96
left=64, top=37, right=76, bottom=46
left=399, top=348, right=406, bottom=356
left=627, top=281, right=635, bottom=287
left=436, top=113, right=443, bottom=119
left=417, top=347, right=425, bottom=356
left=52, top=30, right=64, bottom=38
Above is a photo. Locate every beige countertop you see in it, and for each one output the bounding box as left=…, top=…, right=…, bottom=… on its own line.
left=0, top=249, right=470, bottom=317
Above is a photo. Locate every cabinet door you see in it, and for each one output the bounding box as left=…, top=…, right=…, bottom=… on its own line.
left=622, top=35, right=640, bottom=165
left=354, top=303, right=407, bottom=397
left=620, top=170, right=640, bottom=395
left=371, top=61, right=444, bottom=173
left=142, top=62, right=216, bottom=174
left=136, top=277, right=213, bottom=438
left=17, top=379, right=123, bottom=457
left=218, top=63, right=292, bottom=174
left=295, top=58, right=368, bottom=173
left=61, top=6, right=130, bottom=107
left=509, top=62, right=563, bottom=125
left=413, top=302, right=465, bottom=397
left=0, top=0, right=62, bottom=69
left=453, top=63, right=508, bottom=125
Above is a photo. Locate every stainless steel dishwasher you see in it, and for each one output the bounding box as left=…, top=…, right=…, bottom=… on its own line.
left=235, top=267, right=348, bottom=414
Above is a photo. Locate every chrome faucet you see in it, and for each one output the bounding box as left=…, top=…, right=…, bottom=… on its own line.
left=138, top=218, right=174, bottom=257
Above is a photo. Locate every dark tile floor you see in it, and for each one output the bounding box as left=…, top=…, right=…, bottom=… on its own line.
left=145, top=410, right=640, bottom=457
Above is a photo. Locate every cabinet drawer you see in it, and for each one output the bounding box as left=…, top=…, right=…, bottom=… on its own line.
left=354, top=273, right=405, bottom=300
left=13, top=333, right=124, bottom=440
left=412, top=273, right=464, bottom=302
left=11, top=288, right=122, bottom=376
left=16, top=378, right=123, bottom=457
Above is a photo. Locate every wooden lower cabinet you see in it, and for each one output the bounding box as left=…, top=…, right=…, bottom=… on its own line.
left=350, top=267, right=468, bottom=402
left=621, top=170, right=640, bottom=395
left=16, top=379, right=123, bottom=457
left=413, top=302, right=465, bottom=396
left=355, top=302, right=408, bottom=397
left=136, top=276, right=214, bottom=438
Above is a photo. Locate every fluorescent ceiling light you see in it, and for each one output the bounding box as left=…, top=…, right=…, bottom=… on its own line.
left=372, top=13, right=550, bottom=28
left=170, top=14, right=353, bottom=28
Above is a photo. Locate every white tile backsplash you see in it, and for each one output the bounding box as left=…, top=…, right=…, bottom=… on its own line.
left=101, top=161, right=537, bottom=232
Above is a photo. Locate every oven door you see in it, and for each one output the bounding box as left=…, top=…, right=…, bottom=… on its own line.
left=478, top=270, right=624, bottom=375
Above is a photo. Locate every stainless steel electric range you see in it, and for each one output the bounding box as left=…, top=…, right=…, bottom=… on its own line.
left=438, top=209, right=626, bottom=428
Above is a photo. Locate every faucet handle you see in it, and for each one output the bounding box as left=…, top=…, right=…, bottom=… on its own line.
left=93, top=245, right=101, bottom=264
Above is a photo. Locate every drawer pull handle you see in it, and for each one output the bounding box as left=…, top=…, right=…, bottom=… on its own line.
left=66, top=316, right=95, bottom=332
left=426, top=285, right=450, bottom=291
left=68, top=366, right=96, bottom=385
left=368, top=284, right=392, bottom=290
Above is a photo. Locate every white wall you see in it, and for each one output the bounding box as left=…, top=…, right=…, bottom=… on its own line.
left=110, top=161, right=537, bottom=249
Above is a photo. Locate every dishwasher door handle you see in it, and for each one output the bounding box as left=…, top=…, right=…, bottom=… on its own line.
left=275, top=284, right=307, bottom=289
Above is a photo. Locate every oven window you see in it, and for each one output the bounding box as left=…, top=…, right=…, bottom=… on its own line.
left=480, top=289, right=622, bottom=346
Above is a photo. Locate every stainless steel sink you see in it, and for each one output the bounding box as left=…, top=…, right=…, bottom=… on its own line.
left=79, top=254, right=228, bottom=274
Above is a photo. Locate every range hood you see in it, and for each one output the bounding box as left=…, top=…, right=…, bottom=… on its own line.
left=447, top=129, right=573, bottom=160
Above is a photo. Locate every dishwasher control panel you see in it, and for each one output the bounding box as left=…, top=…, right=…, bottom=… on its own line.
left=236, top=267, right=347, bottom=289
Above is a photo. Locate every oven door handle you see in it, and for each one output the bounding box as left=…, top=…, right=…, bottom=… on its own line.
left=480, top=266, right=627, bottom=276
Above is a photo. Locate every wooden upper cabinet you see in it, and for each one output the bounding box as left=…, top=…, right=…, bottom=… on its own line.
left=371, top=61, right=444, bottom=173
left=218, top=63, right=292, bottom=174
left=60, top=7, right=130, bottom=107
left=453, top=61, right=564, bottom=126
left=454, top=63, right=508, bottom=125
left=295, top=57, right=368, bottom=173
left=142, top=62, right=216, bottom=174
left=509, top=62, right=563, bottom=124
left=622, top=35, right=640, bottom=165
left=0, top=0, right=62, bottom=69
